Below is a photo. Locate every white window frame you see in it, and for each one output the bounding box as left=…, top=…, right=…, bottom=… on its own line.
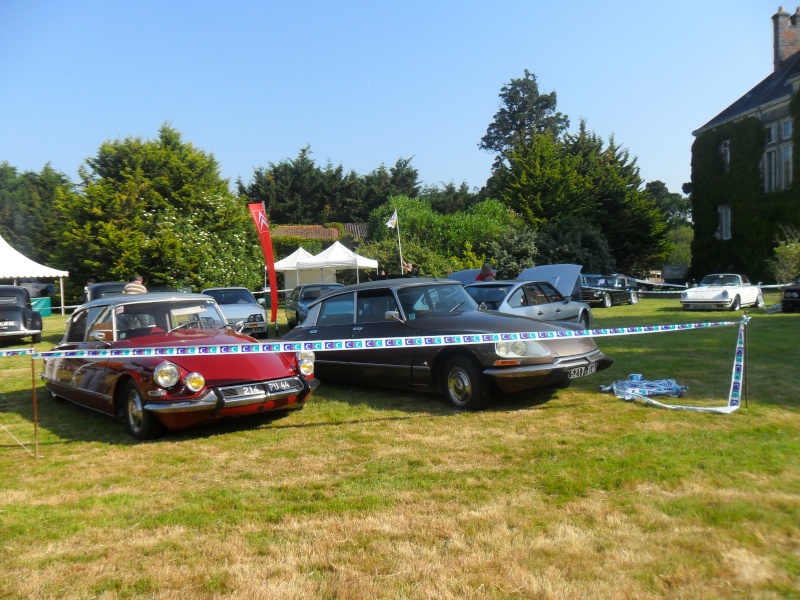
left=717, top=205, right=731, bottom=241
left=719, top=139, right=730, bottom=172
left=781, top=144, right=793, bottom=189
left=766, top=123, right=777, bottom=144
left=764, top=149, right=778, bottom=192
left=781, top=119, right=793, bottom=141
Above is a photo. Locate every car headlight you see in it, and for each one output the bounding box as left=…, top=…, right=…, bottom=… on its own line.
left=184, top=372, right=205, bottom=392
left=248, top=314, right=263, bottom=322
left=495, top=340, right=550, bottom=358
left=720, top=291, right=729, bottom=299
left=297, top=349, right=315, bottom=376
left=154, top=362, right=180, bottom=388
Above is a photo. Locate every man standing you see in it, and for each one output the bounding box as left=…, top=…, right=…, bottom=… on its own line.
left=123, top=274, right=147, bottom=295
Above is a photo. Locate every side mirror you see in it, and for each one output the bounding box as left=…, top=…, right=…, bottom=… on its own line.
left=564, top=295, right=571, bottom=303
left=385, top=310, right=403, bottom=322
left=234, top=320, right=245, bottom=333
left=89, top=330, right=107, bottom=342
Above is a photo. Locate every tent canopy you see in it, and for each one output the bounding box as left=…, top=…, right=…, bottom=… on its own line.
left=295, top=241, right=378, bottom=283
left=0, top=231, right=69, bottom=278
left=273, top=247, right=335, bottom=289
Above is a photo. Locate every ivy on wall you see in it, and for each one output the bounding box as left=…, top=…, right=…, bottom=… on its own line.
left=690, top=92, right=800, bottom=282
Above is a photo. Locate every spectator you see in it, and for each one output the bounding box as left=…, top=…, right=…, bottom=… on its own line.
left=123, top=274, right=147, bottom=295
left=475, top=262, right=496, bottom=282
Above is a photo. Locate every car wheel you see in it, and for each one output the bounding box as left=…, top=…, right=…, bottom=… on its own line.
left=579, top=312, right=590, bottom=330
left=121, top=380, right=162, bottom=441
left=755, top=291, right=764, bottom=308
left=32, top=332, right=41, bottom=344
left=629, top=292, right=638, bottom=305
left=441, top=355, right=491, bottom=410
left=730, top=295, right=741, bottom=311
left=602, top=293, right=612, bottom=308
left=294, top=311, right=301, bottom=326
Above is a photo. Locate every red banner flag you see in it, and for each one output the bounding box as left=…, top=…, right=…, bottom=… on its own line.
left=248, top=203, right=279, bottom=324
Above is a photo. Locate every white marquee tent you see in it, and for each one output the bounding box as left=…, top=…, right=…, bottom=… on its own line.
left=0, top=231, right=69, bottom=314
left=272, top=247, right=336, bottom=291
left=295, top=241, right=378, bottom=283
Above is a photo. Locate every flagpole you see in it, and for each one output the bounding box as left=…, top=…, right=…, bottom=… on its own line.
left=396, top=212, right=404, bottom=272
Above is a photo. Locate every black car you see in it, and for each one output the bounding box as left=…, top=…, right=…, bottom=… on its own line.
left=85, top=281, right=127, bottom=302
left=285, top=283, right=345, bottom=326
left=782, top=277, right=800, bottom=312
left=281, top=278, right=613, bottom=410
left=0, top=285, right=43, bottom=344
left=581, top=274, right=640, bottom=308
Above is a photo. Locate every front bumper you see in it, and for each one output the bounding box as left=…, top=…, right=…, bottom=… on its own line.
left=145, top=376, right=320, bottom=415
left=680, top=299, right=732, bottom=310
left=483, top=350, right=613, bottom=393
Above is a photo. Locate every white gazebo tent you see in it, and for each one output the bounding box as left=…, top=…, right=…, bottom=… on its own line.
left=296, top=241, right=378, bottom=283
left=0, top=231, right=69, bottom=314
left=273, top=247, right=336, bottom=291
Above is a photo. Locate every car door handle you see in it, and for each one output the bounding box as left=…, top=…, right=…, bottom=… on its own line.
left=352, top=326, right=363, bottom=332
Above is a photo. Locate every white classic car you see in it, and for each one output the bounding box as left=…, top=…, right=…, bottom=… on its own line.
left=680, top=274, right=763, bottom=311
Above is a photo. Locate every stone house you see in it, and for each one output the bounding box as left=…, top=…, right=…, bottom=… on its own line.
left=690, top=6, right=799, bottom=281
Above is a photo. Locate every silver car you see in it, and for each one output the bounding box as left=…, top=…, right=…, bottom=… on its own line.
left=465, top=280, right=592, bottom=329
left=200, top=287, right=269, bottom=337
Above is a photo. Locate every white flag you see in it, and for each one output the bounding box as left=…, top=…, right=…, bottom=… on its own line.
left=385, top=210, right=398, bottom=229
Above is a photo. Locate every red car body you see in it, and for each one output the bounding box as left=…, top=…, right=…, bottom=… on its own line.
left=41, top=293, right=318, bottom=440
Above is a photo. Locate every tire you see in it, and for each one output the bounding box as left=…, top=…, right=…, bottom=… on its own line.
left=294, top=311, right=301, bottom=326
left=441, top=355, right=491, bottom=410
left=121, top=380, right=162, bottom=441
left=755, top=291, right=764, bottom=308
left=628, top=292, right=638, bottom=305
left=730, top=295, right=741, bottom=311
left=579, top=312, right=590, bottom=330
left=32, top=332, right=41, bottom=344
left=602, top=293, right=612, bottom=308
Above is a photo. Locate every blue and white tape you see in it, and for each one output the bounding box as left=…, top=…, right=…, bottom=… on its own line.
left=21, top=320, right=740, bottom=360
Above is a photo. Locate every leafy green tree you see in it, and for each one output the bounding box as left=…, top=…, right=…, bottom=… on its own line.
left=54, top=124, right=262, bottom=296
left=420, top=181, right=479, bottom=214
left=535, top=217, right=616, bottom=274
left=645, top=180, right=692, bottom=230
left=481, top=228, right=538, bottom=280
left=663, top=225, right=693, bottom=266
left=0, top=162, right=71, bottom=266
left=767, top=226, right=800, bottom=283
left=480, top=69, right=570, bottom=166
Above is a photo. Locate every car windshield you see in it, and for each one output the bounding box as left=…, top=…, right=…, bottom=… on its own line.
left=204, top=289, right=256, bottom=305
left=700, top=275, right=740, bottom=287
left=465, top=285, right=511, bottom=305
left=112, top=299, right=227, bottom=339
left=396, top=284, right=476, bottom=319
left=300, top=285, right=342, bottom=301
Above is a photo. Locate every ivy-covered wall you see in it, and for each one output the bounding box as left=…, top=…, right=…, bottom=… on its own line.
left=690, top=93, right=800, bottom=282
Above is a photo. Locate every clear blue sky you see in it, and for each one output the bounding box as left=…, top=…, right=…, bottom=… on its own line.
left=0, top=0, right=777, bottom=198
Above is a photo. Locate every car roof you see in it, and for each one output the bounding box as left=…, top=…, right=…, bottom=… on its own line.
left=77, top=292, right=215, bottom=310
left=305, top=277, right=461, bottom=305
left=201, top=286, right=251, bottom=292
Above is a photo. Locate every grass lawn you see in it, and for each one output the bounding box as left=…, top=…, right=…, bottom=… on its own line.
left=1, top=293, right=798, bottom=599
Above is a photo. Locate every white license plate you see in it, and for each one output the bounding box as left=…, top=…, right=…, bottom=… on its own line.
left=240, top=384, right=265, bottom=396
left=568, top=364, right=597, bottom=379
left=0, top=320, right=17, bottom=327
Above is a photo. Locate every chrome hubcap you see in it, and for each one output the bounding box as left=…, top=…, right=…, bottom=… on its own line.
left=447, top=368, right=471, bottom=404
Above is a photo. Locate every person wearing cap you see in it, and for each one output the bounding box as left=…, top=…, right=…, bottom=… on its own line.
left=123, top=274, right=147, bottom=295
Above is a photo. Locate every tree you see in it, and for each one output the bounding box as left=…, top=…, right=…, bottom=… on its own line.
left=54, top=124, right=262, bottom=296
left=645, top=180, right=692, bottom=230
left=0, top=162, right=71, bottom=266
left=420, top=181, right=480, bottom=214
left=767, top=227, right=800, bottom=283
left=535, top=217, right=616, bottom=275
left=480, top=70, right=570, bottom=165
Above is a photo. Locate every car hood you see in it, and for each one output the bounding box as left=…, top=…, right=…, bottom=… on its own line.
left=517, top=264, right=582, bottom=298
left=112, top=328, right=294, bottom=383
left=404, top=310, right=600, bottom=356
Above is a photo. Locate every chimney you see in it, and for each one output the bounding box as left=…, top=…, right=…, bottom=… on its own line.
left=773, top=6, right=800, bottom=70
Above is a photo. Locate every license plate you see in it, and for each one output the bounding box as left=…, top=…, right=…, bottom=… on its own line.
left=0, top=320, right=17, bottom=327
left=240, top=384, right=265, bottom=396
left=267, top=379, right=299, bottom=393
left=568, top=364, right=597, bottom=379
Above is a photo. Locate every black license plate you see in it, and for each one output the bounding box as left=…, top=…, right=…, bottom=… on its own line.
left=568, top=364, right=597, bottom=379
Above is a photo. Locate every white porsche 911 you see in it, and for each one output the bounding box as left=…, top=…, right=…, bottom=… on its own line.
left=680, top=274, right=763, bottom=311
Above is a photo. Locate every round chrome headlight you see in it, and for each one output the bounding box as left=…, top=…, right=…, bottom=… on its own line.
left=184, top=372, right=205, bottom=392
left=154, top=362, right=180, bottom=388
left=297, top=349, right=315, bottom=377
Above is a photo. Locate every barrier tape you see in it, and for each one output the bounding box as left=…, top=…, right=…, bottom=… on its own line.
left=15, top=320, right=740, bottom=360
left=600, top=316, right=749, bottom=414
left=0, top=349, right=35, bottom=358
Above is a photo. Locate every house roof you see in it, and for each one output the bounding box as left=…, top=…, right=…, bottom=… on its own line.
left=693, top=52, right=800, bottom=135
left=271, top=225, right=339, bottom=240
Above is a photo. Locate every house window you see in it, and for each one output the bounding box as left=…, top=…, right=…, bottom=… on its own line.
left=716, top=205, right=731, bottom=240
left=766, top=123, right=777, bottom=144
left=719, top=139, right=730, bottom=172
left=782, top=144, right=793, bottom=188
left=781, top=119, right=793, bottom=140
left=764, top=149, right=778, bottom=191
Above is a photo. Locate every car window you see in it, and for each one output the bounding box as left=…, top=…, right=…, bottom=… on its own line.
left=465, top=285, right=508, bottom=310
left=318, top=292, right=355, bottom=325
left=507, top=287, right=526, bottom=308
left=356, top=291, right=398, bottom=324
left=397, top=284, right=474, bottom=319
left=537, top=282, right=563, bottom=303
left=66, top=310, right=89, bottom=343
